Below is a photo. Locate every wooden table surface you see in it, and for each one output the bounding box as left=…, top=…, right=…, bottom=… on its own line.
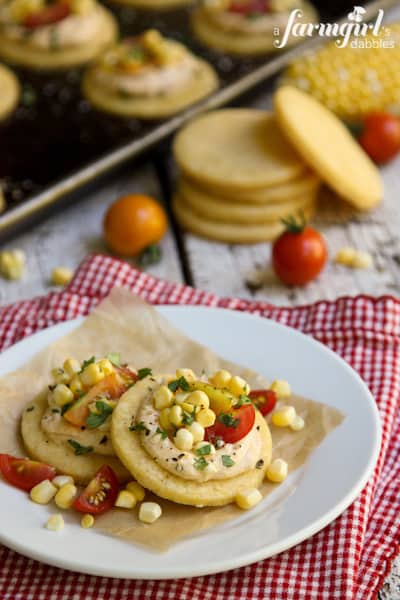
left=0, top=85, right=399, bottom=597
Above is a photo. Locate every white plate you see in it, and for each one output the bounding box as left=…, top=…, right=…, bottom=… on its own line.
left=0, top=307, right=381, bottom=579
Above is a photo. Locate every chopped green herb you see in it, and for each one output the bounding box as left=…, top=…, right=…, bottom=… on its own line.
left=222, top=455, right=235, bottom=468
left=86, top=401, right=113, bottom=429
left=128, top=46, right=147, bottom=61
left=195, top=443, right=211, bottom=456
left=138, top=244, right=162, bottom=267
left=182, top=405, right=197, bottom=426
left=68, top=439, right=93, bottom=456
left=26, top=406, right=35, bottom=412
left=61, top=402, right=73, bottom=416
left=137, top=367, right=152, bottom=380
left=107, top=352, right=121, bottom=367
left=168, top=376, right=190, bottom=393
left=129, top=421, right=149, bottom=433
left=217, top=413, right=240, bottom=428
left=236, top=394, right=251, bottom=407
left=193, top=456, right=208, bottom=471
left=79, top=356, right=95, bottom=373
left=155, top=427, right=168, bottom=440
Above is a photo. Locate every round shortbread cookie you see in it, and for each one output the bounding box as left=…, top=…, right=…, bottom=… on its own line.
left=174, top=110, right=306, bottom=191
left=178, top=178, right=318, bottom=223
left=83, top=58, right=218, bottom=119
left=274, top=86, right=383, bottom=211
left=111, top=377, right=272, bottom=507
left=21, top=392, right=130, bottom=484
left=181, top=171, right=320, bottom=204
left=0, top=63, right=19, bottom=120
left=173, top=194, right=316, bottom=243
left=0, top=6, right=117, bottom=70
left=192, top=2, right=317, bottom=56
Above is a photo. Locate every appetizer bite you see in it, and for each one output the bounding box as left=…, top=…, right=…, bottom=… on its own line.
left=21, top=354, right=137, bottom=483
left=192, top=0, right=317, bottom=56
left=0, top=0, right=118, bottom=70
left=82, top=30, right=219, bottom=119
left=111, top=368, right=272, bottom=506
left=0, top=62, right=19, bottom=120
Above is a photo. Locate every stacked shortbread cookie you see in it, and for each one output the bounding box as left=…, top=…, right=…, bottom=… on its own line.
left=173, top=110, right=321, bottom=244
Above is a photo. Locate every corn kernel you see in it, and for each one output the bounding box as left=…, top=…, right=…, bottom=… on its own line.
left=69, top=375, right=83, bottom=395
left=63, top=358, right=80, bottom=378
left=52, top=475, right=74, bottom=488
left=209, top=369, right=231, bottom=388
left=70, top=0, right=94, bottom=14
left=53, top=384, right=74, bottom=407
left=51, top=367, right=70, bottom=385
left=175, top=368, right=196, bottom=382
left=80, top=363, right=105, bottom=387
left=126, top=481, right=145, bottom=502
left=174, top=392, right=189, bottom=405
left=159, top=407, right=171, bottom=430
left=115, top=490, right=137, bottom=509
left=185, top=390, right=209, bottom=409
left=30, top=480, right=57, bottom=504
left=290, top=415, right=305, bottom=431
left=51, top=266, right=73, bottom=287
left=174, top=428, right=194, bottom=451
left=266, top=458, right=288, bottom=483
left=54, top=483, right=77, bottom=509
left=195, top=441, right=216, bottom=455
left=271, top=406, right=296, bottom=427
left=154, top=386, right=174, bottom=411
left=228, top=375, right=250, bottom=396
left=169, top=404, right=183, bottom=427
left=335, top=246, right=357, bottom=265
left=138, top=502, right=162, bottom=524
left=235, top=488, right=263, bottom=510
left=0, top=249, right=25, bottom=280
left=351, top=251, right=373, bottom=270
left=186, top=422, right=205, bottom=443
left=81, top=514, right=95, bottom=529
left=270, top=380, right=291, bottom=399
left=196, top=408, right=216, bottom=428
left=45, top=514, right=64, bottom=532
left=182, top=402, right=199, bottom=415
left=98, top=359, right=114, bottom=376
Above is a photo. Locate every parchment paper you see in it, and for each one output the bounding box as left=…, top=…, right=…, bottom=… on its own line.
left=0, top=288, right=344, bottom=551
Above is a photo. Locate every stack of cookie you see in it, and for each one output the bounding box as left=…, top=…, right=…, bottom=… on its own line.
left=172, top=109, right=321, bottom=244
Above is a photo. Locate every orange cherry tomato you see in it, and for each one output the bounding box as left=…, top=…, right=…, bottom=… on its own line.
left=24, top=4, right=70, bottom=28
left=249, top=389, right=277, bottom=416
left=103, top=194, right=167, bottom=257
left=205, top=403, right=255, bottom=445
left=358, top=112, right=400, bottom=164
left=272, top=216, right=327, bottom=286
left=73, top=465, right=119, bottom=515
left=0, top=454, right=56, bottom=491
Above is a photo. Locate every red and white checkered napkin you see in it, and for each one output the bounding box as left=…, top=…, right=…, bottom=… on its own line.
left=0, top=254, right=399, bottom=600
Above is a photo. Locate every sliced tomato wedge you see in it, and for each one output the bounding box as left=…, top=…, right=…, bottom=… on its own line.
left=0, top=454, right=56, bottom=491
left=249, top=389, right=277, bottom=416
left=63, top=372, right=126, bottom=428
left=24, top=4, right=70, bottom=28
left=205, top=403, right=255, bottom=444
left=229, top=0, right=270, bottom=15
left=73, top=465, right=119, bottom=515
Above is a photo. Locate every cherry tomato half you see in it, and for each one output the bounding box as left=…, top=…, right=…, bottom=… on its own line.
left=73, top=465, right=119, bottom=515
left=229, top=0, right=270, bottom=15
left=205, top=403, right=255, bottom=444
left=358, top=112, right=400, bottom=164
left=24, top=4, right=70, bottom=28
left=249, top=389, right=277, bottom=416
left=272, top=216, right=327, bottom=286
left=0, top=454, right=56, bottom=491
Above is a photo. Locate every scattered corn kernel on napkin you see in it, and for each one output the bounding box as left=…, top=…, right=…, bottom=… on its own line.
left=0, top=253, right=399, bottom=600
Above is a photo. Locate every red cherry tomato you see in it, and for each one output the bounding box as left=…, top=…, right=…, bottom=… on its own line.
left=73, top=465, right=119, bottom=515
left=272, top=216, right=327, bottom=286
left=358, top=112, right=400, bottom=164
left=24, top=4, right=70, bottom=28
left=249, top=389, right=277, bottom=416
left=229, top=0, right=269, bottom=15
left=205, top=403, right=255, bottom=444
left=0, top=454, right=56, bottom=492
